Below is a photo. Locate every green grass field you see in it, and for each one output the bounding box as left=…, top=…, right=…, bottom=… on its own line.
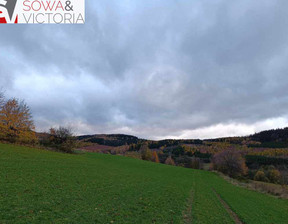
left=0, top=143, right=288, bottom=223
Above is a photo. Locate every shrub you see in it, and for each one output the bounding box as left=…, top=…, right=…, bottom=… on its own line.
left=165, top=156, right=175, bottom=166
left=252, top=181, right=288, bottom=198
left=212, top=150, right=248, bottom=178
left=59, top=138, right=77, bottom=153
left=254, top=170, right=269, bottom=182
left=125, top=151, right=141, bottom=159
left=267, top=168, right=281, bottom=184
left=47, top=127, right=76, bottom=153
left=253, top=166, right=282, bottom=184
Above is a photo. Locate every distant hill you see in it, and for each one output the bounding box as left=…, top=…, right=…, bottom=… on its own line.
left=205, top=127, right=288, bottom=148
left=78, top=134, right=204, bottom=148
left=77, top=127, right=288, bottom=148
left=77, top=134, right=141, bottom=147
left=250, top=127, right=288, bottom=142
left=248, top=127, right=288, bottom=148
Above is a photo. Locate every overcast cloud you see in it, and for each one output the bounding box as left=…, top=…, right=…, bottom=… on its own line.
left=1, top=0, right=288, bottom=139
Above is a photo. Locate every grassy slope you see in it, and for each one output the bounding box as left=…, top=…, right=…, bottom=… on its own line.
left=0, top=144, right=287, bottom=224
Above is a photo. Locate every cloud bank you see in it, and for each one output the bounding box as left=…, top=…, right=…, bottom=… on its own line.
left=1, top=0, right=288, bottom=139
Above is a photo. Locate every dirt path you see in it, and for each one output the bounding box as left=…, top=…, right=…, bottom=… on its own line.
left=183, top=190, right=194, bottom=224
left=212, top=189, right=243, bottom=224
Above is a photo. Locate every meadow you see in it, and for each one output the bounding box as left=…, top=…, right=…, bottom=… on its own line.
left=0, top=143, right=288, bottom=223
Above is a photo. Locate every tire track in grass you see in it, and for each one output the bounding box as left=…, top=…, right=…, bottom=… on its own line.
left=183, top=190, right=194, bottom=224
left=212, top=188, right=243, bottom=224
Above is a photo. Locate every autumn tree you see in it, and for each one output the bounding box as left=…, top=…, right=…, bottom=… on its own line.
left=0, top=98, right=36, bottom=143
left=152, top=151, right=160, bottom=163
left=165, top=156, right=175, bottom=166
left=140, top=143, right=153, bottom=161
left=267, top=167, right=281, bottom=184
left=212, top=149, right=248, bottom=178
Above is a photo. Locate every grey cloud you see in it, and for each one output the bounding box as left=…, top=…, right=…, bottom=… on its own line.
left=1, top=0, right=288, bottom=139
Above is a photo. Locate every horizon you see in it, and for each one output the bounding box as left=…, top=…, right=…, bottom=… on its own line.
left=2, top=1, right=288, bottom=140
left=54, top=125, right=287, bottom=141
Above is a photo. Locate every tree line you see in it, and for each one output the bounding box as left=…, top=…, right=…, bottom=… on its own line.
left=130, top=141, right=284, bottom=185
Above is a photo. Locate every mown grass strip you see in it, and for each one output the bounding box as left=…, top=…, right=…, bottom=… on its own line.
left=212, top=189, right=243, bottom=224
left=183, top=190, right=194, bottom=224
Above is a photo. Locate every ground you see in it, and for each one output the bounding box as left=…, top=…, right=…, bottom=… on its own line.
left=0, top=143, right=288, bottom=223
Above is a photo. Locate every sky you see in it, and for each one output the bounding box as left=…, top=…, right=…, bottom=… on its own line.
left=1, top=0, right=288, bottom=140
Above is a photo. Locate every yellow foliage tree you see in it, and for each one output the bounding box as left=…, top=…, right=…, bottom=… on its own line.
left=0, top=98, right=36, bottom=143
left=152, top=151, right=160, bottom=163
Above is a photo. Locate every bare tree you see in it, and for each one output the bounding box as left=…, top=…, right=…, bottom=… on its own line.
left=49, top=126, right=76, bottom=153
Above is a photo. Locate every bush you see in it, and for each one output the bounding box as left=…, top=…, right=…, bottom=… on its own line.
left=165, top=156, right=175, bottom=166
left=125, top=151, right=141, bottom=159
left=212, top=150, right=248, bottom=178
left=267, top=169, right=281, bottom=184
left=254, top=166, right=282, bottom=184
left=254, top=170, right=269, bottom=182
left=47, top=127, right=76, bottom=153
